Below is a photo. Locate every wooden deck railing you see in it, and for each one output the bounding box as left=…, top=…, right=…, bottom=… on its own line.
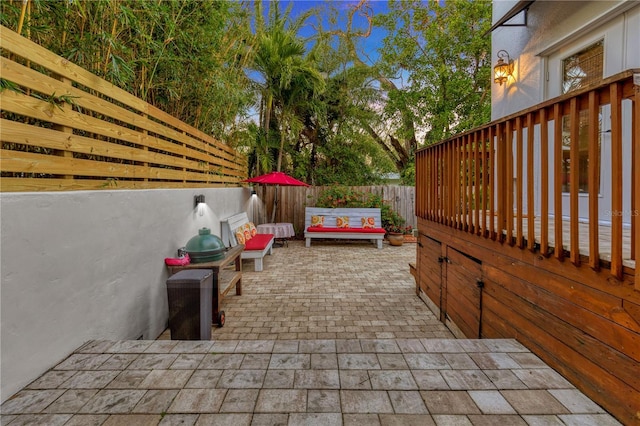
left=416, top=69, right=639, bottom=290
left=0, top=26, right=246, bottom=191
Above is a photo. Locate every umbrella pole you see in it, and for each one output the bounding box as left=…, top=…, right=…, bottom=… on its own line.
left=271, top=184, right=279, bottom=223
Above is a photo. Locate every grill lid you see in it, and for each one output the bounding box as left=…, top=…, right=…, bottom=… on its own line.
left=185, top=228, right=226, bottom=263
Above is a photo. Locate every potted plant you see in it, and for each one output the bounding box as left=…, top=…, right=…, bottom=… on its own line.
left=384, top=217, right=412, bottom=247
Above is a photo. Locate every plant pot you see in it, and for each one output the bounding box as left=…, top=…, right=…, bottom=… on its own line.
left=387, top=232, right=404, bottom=246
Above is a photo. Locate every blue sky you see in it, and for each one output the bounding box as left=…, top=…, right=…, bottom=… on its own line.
left=263, top=0, right=390, bottom=65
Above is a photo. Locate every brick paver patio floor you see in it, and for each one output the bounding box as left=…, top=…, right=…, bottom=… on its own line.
left=1, top=240, right=621, bottom=425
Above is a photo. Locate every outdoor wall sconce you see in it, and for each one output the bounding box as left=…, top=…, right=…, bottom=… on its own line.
left=194, top=194, right=205, bottom=208
left=493, top=50, right=514, bottom=86
left=251, top=188, right=257, bottom=196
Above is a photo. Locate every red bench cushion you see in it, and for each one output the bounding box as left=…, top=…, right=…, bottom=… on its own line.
left=244, top=233, right=274, bottom=251
left=306, top=226, right=386, bottom=234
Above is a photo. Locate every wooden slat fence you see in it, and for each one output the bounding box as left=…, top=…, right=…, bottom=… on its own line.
left=0, top=26, right=246, bottom=191
left=251, top=185, right=417, bottom=235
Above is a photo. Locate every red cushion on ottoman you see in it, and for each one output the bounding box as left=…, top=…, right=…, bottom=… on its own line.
left=306, top=227, right=386, bottom=234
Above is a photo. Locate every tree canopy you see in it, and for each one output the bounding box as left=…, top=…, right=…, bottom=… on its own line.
left=2, top=0, right=492, bottom=186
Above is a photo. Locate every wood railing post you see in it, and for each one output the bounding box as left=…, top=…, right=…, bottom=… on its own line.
left=610, top=82, right=623, bottom=279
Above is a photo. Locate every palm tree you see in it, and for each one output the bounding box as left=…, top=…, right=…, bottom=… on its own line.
left=248, top=1, right=325, bottom=173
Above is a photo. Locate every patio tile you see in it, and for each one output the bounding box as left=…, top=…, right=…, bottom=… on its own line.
left=512, top=369, right=574, bottom=389
left=294, top=370, right=340, bottom=389
left=339, top=371, right=372, bottom=389
left=99, top=354, right=138, bottom=371
left=396, top=339, right=427, bottom=353
left=76, top=340, right=116, bottom=354
left=520, top=415, right=566, bottom=425
left=501, top=390, right=569, bottom=415
left=455, top=340, right=490, bottom=353
left=379, top=414, right=436, bottom=425
left=54, top=354, right=111, bottom=371
left=167, top=389, right=227, bottom=413
left=235, top=340, right=275, bottom=353
left=288, top=413, right=342, bottom=426
left=79, top=389, right=146, bottom=414
left=420, top=391, right=481, bottom=415
left=442, top=354, right=478, bottom=370
left=106, top=341, right=152, bottom=353
left=138, top=370, right=193, bottom=389
left=556, top=414, right=623, bottom=426
left=507, top=352, right=548, bottom=369
left=469, top=353, right=521, bottom=370
left=311, top=353, right=338, bottom=369
left=482, top=339, right=528, bottom=353
left=240, top=354, right=271, bottom=369
left=0, top=414, right=71, bottom=425
left=170, top=341, right=214, bottom=353
left=411, top=371, right=449, bottom=390
left=1, top=389, right=65, bottom=414
left=338, top=354, right=380, bottom=369
left=131, top=390, right=179, bottom=413
left=61, top=371, right=120, bottom=389
left=217, top=369, right=266, bottom=388
left=64, top=414, right=110, bottom=425
left=369, top=370, right=417, bottom=390
left=199, top=354, right=244, bottom=369
left=468, top=390, right=516, bottom=414
left=299, top=339, right=336, bottom=353
left=102, top=414, right=163, bottom=425
left=388, top=391, right=429, bottom=414
left=144, top=340, right=179, bottom=353
left=219, top=389, right=259, bottom=412
left=307, top=390, right=340, bottom=412
left=439, top=370, right=495, bottom=390
left=42, top=389, right=98, bottom=413
left=343, top=414, right=381, bottom=426
left=195, top=413, right=252, bottom=425
left=336, top=339, right=362, bottom=353
left=127, top=354, right=178, bottom=370
left=466, top=414, right=527, bottom=425
left=254, top=389, right=307, bottom=413
left=170, top=354, right=205, bottom=370
left=361, top=339, right=401, bottom=353
left=269, top=354, right=311, bottom=369
left=210, top=341, right=238, bottom=353
left=184, top=370, right=223, bottom=388
left=548, top=389, right=605, bottom=413
left=483, top=370, right=528, bottom=390
left=421, top=339, right=465, bottom=353
left=26, top=370, right=77, bottom=389
left=107, top=370, right=150, bottom=389
left=250, top=413, right=289, bottom=425
left=404, top=353, right=450, bottom=370
left=377, top=354, right=409, bottom=370
left=340, top=390, right=393, bottom=413
left=263, top=370, right=295, bottom=388
left=431, top=415, right=473, bottom=425
left=272, top=340, right=299, bottom=353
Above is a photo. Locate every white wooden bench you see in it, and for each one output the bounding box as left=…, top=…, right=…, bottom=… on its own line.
left=304, top=207, right=386, bottom=249
left=221, top=212, right=274, bottom=272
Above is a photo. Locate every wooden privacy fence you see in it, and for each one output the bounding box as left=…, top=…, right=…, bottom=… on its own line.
left=251, top=185, right=417, bottom=234
left=0, top=26, right=246, bottom=192
left=416, top=68, right=639, bottom=290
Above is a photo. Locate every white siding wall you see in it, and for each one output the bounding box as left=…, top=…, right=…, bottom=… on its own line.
left=0, top=188, right=253, bottom=402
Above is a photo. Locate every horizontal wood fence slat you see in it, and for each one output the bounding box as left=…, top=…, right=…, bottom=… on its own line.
left=0, top=26, right=246, bottom=191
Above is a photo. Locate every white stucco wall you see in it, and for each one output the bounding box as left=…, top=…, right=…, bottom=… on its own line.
left=0, top=187, right=253, bottom=402
left=491, top=0, right=639, bottom=119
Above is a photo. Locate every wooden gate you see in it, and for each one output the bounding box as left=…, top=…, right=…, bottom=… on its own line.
left=444, top=248, right=483, bottom=338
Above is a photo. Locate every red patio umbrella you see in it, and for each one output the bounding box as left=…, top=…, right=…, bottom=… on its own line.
left=243, top=171, right=310, bottom=223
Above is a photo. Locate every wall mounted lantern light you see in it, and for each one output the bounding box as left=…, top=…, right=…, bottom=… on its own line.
left=251, top=188, right=257, bottom=196
left=493, top=50, right=514, bottom=86
left=194, top=194, right=205, bottom=208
